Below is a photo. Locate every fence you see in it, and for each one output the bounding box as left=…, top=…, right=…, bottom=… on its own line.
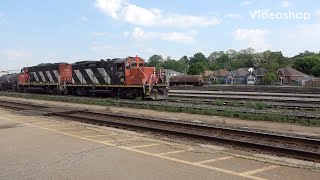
left=305, top=80, right=320, bottom=87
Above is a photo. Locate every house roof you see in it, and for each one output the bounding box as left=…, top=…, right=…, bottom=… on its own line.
left=204, top=70, right=214, bottom=77
left=212, top=69, right=230, bottom=77
left=233, top=68, right=250, bottom=77
left=278, top=67, right=306, bottom=77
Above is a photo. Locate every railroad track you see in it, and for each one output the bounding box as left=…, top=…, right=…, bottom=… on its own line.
left=0, top=100, right=319, bottom=162
left=170, top=85, right=320, bottom=94
left=0, top=100, right=50, bottom=111
left=169, top=90, right=320, bottom=104
left=167, top=98, right=320, bottom=111
left=170, top=90, right=320, bottom=98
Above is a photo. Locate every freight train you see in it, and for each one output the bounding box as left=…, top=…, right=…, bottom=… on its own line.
left=0, top=56, right=168, bottom=100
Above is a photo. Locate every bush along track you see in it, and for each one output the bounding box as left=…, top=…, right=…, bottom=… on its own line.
left=0, top=91, right=319, bottom=126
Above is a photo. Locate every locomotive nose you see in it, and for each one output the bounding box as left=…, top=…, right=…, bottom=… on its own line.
left=139, top=67, right=157, bottom=83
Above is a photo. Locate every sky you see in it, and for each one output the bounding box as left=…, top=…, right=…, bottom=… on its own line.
left=1, top=0, right=320, bottom=70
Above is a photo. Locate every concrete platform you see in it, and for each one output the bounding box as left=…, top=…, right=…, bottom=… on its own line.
left=0, top=108, right=319, bottom=180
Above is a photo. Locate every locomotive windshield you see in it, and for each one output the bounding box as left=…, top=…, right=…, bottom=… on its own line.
left=131, top=60, right=137, bottom=67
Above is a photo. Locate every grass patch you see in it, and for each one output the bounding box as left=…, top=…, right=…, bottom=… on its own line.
left=228, top=101, right=241, bottom=107
left=245, top=101, right=270, bottom=110
left=212, top=99, right=224, bottom=106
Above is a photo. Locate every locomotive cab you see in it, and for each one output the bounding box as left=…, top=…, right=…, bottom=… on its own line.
left=124, top=56, right=154, bottom=85
left=123, top=56, right=168, bottom=100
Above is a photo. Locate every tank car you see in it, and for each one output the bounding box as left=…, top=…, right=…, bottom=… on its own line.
left=169, top=75, right=204, bottom=86
left=0, top=73, right=19, bottom=91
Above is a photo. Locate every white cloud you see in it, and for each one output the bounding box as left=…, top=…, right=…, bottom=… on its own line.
left=233, top=28, right=269, bottom=50
left=95, top=0, right=221, bottom=27
left=225, top=13, right=242, bottom=19
left=162, top=32, right=194, bottom=42
left=131, top=27, right=149, bottom=39
left=241, top=0, right=255, bottom=6
left=316, top=10, right=320, bottom=18
left=0, top=12, right=5, bottom=24
left=92, top=32, right=110, bottom=36
left=81, top=16, right=89, bottom=22
left=95, top=0, right=126, bottom=19
left=0, top=49, right=31, bottom=60
left=123, top=31, right=130, bottom=37
left=281, top=1, right=290, bottom=8
left=145, top=47, right=155, bottom=54
left=129, top=27, right=195, bottom=43
left=121, top=4, right=160, bottom=26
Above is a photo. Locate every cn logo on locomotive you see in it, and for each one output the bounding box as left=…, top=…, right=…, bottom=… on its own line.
left=116, top=72, right=124, bottom=77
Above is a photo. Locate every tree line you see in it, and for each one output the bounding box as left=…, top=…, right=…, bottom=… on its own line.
left=146, top=48, right=320, bottom=79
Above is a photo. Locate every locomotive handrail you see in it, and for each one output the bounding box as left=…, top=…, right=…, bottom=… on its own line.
left=139, top=67, right=148, bottom=93
left=138, top=67, right=147, bottom=85
left=149, top=73, right=155, bottom=92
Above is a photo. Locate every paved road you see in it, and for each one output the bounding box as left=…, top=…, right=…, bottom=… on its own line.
left=0, top=108, right=319, bottom=180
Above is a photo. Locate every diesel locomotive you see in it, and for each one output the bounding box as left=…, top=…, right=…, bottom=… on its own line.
left=0, top=56, right=168, bottom=100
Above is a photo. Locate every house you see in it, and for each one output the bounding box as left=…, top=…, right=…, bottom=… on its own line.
left=277, top=67, right=306, bottom=85
left=226, top=67, right=265, bottom=85
left=210, top=69, right=230, bottom=84
left=253, top=68, right=268, bottom=84
left=227, top=68, right=252, bottom=84
left=163, top=69, right=182, bottom=77
left=163, top=69, right=182, bottom=84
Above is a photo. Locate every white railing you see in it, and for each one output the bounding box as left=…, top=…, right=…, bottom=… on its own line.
left=139, top=67, right=148, bottom=93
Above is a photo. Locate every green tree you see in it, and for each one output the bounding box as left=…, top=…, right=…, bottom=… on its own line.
left=188, top=62, right=205, bottom=75
left=209, top=63, right=220, bottom=71
left=147, top=55, right=163, bottom=67
left=311, top=63, right=320, bottom=77
left=178, top=56, right=189, bottom=73
left=162, top=59, right=181, bottom=73
left=208, top=51, right=225, bottom=63
left=189, top=52, right=208, bottom=65
left=226, top=49, right=238, bottom=60
left=216, top=53, right=230, bottom=68
left=292, top=56, right=320, bottom=75
left=179, top=56, right=189, bottom=65
left=263, top=72, right=277, bottom=85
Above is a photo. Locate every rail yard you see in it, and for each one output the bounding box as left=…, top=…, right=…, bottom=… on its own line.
left=1, top=83, right=320, bottom=179
left=0, top=95, right=320, bottom=180
left=3, top=0, right=320, bottom=179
